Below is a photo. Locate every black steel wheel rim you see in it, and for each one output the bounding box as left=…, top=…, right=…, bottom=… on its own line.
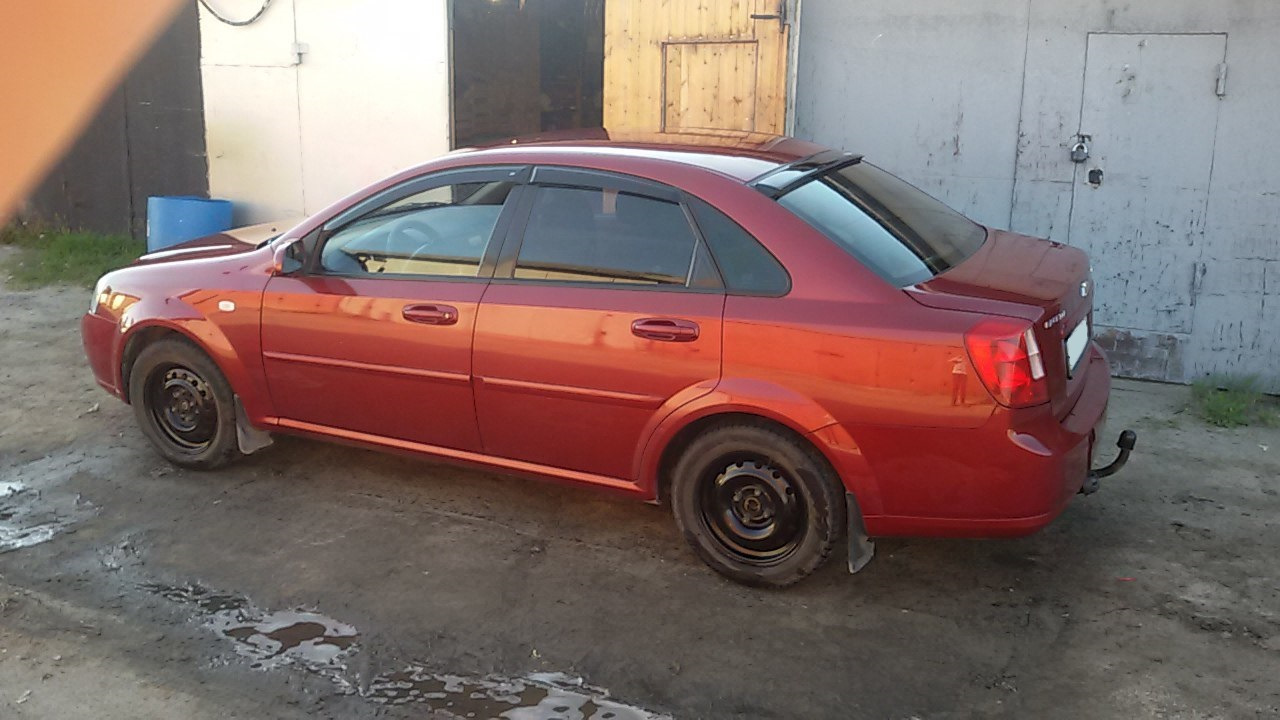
left=697, top=455, right=806, bottom=566
left=147, top=365, right=217, bottom=452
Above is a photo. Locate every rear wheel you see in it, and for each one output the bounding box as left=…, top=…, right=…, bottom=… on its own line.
left=128, top=338, right=242, bottom=470
left=670, top=422, right=845, bottom=587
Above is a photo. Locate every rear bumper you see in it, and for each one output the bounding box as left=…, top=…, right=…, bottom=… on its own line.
left=82, top=312, right=123, bottom=398
left=862, top=344, right=1114, bottom=538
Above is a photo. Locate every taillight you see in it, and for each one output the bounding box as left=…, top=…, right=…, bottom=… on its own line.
left=964, top=318, right=1049, bottom=408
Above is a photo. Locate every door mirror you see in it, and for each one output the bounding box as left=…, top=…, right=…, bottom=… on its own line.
left=271, top=238, right=304, bottom=275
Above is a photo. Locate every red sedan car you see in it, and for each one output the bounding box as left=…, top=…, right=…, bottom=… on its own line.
left=82, top=131, right=1134, bottom=587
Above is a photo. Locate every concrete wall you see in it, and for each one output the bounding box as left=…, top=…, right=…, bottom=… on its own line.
left=198, top=0, right=451, bottom=225
left=24, top=4, right=207, bottom=238
left=796, top=0, right=1280, bottom=389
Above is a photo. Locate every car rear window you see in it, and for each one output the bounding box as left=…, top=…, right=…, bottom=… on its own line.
left=776, top=162, right=987, bottom=287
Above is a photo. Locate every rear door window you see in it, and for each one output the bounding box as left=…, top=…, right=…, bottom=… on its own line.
left=513, top=185, right=707, bottom=287
left=776, top=162, right=987, bottom=287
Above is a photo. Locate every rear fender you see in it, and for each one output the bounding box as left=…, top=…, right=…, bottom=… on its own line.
left=634, top=377, right=882, bottom=515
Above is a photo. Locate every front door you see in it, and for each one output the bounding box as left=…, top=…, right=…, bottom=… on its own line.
left=1067, top=33, right=1226, bottom=337
left=603, top=0, right=791, bottom=134
left=260, top=168, right=524, bottom=451
left=473, top=169, right=724, bottom=481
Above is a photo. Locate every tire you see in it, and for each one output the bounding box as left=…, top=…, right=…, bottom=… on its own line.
left=670, top=422, right=846, bottom=587
left=128, top=338, right=242, bottom=470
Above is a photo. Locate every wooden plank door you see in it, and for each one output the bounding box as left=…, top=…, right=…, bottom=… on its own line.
left=603, top=0, right=790, bottom=134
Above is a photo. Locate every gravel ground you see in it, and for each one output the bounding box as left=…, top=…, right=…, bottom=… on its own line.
left=1, top=253, right=1278, bottom=719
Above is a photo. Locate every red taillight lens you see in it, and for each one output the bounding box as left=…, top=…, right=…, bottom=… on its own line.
left=964, top=318, right=1050, bottom=408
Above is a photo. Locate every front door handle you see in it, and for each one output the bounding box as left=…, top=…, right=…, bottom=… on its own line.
left=402, top=304, right=459, bottom=326
left=632, top=318, right=700, bottom=343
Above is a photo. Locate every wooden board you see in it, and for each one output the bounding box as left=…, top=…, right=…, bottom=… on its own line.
left=604, top=0, right=789, bottom=134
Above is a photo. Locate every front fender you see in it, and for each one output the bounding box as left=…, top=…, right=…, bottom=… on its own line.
left=633, top=377, right=882, bottom=515
left=117, top=289, right=274, bottom=424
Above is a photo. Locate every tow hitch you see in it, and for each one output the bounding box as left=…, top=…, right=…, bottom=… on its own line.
left=1081, top=429, right=1137, bottom=495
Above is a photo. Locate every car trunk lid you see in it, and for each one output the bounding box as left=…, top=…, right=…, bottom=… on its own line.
left=907, top=229, right=1094, bottom=418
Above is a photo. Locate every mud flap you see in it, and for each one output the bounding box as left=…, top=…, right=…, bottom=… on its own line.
left=846, top=492, right=876, bottom=574
left=234, top=396, right=273, bottom=455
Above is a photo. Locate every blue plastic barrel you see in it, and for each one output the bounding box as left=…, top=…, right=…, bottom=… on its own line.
left=146, top=196, right=234, bottom=252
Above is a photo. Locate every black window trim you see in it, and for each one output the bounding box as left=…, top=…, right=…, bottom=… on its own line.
left=682, top=194, right=792, bottom=298
left=491, top=166, right=724, bottom=294
left=302, top=165, right=532, bottom=282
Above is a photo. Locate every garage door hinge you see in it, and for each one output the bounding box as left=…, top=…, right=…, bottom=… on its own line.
left=1216, top=63, right=1229, bottom=97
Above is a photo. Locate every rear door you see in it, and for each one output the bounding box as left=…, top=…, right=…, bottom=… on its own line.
left=260, top=166, right=525, bottom=451
left=473, top=168, right=724, bottom=481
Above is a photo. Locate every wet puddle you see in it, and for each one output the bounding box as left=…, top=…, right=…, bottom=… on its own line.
left=147, top=583, right=670, bottom=719
left=144, top=583, right=358, bottom=671
left=362, top=668, right=669, bottom=719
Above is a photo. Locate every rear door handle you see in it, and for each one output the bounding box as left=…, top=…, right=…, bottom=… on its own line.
left=632, top=318, right=699, bottom=343
left=402, top=304, right=459, bottom=326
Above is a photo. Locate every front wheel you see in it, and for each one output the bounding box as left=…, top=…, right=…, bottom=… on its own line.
left=128, top=338, right=242, bottom=470
left=670, top=423, right=846, bottom=587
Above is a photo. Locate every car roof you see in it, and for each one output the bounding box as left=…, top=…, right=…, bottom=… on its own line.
left=459, top=128, right=834, bottom=183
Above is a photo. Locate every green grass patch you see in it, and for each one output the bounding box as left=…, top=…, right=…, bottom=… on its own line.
left=0, top=223, right=144, bottom=289
left=1191, top=375, right=1279, bottom=428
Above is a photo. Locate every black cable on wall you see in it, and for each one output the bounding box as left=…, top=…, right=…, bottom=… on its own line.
left=197, top=0, right=274, bottom=27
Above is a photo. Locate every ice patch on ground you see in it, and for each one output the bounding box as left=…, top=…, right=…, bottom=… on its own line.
left=0, top=453, right=98, bottom=552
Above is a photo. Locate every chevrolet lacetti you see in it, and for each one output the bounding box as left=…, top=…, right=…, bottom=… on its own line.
left=81, top=131, right=1135, bottom=587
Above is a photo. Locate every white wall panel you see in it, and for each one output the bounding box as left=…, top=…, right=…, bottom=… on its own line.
left=199, top=0, right=451, bottom=224
left=294, top=0, right=452, bottom=213
left=198, top=0, right=298, bottom=67
left=201, top=64, right=304, bottom=225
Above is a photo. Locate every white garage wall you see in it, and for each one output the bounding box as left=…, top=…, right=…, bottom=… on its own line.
left=199, top=0, right=452, bottom=225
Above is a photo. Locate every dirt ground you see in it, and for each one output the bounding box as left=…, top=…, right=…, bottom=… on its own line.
left=1, top=254, right=1278, bottom=719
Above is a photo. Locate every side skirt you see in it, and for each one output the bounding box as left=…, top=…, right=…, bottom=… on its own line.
left=272, top=418, right=646, bottom=497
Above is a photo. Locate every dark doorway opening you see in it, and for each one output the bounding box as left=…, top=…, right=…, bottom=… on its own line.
left=451, top=0, right=605, bottom=148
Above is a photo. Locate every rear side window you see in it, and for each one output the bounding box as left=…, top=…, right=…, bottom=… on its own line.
left=776, top=162, right=986, bottom=287
left=514, top=186, right=699, bottom=286
left=688, top=199, right=789, bottom=296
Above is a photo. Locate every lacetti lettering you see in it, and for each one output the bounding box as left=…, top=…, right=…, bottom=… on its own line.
left=1044, top=310, right=1068, bottom=330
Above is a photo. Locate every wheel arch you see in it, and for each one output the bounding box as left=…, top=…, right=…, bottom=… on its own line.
left=120, top=325, right=191, bottom=401
left=641, top=389, right=882, bottom=518
left=655, top=411, right=827, bottom=503
left=117, top=315, right=272, bottom=423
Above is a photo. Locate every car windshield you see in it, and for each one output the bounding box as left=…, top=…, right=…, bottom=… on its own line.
left=776, top=162, right=987, bottom=287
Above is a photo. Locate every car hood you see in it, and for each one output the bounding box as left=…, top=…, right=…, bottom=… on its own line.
left=133, top=220, right=298, bottom=267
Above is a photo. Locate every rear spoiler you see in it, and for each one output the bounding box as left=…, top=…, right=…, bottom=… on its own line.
left=750, top=150, right=864, bottom=198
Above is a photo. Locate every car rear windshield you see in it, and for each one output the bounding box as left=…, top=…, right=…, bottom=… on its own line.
left=775, top=162, right=987, bottom=287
